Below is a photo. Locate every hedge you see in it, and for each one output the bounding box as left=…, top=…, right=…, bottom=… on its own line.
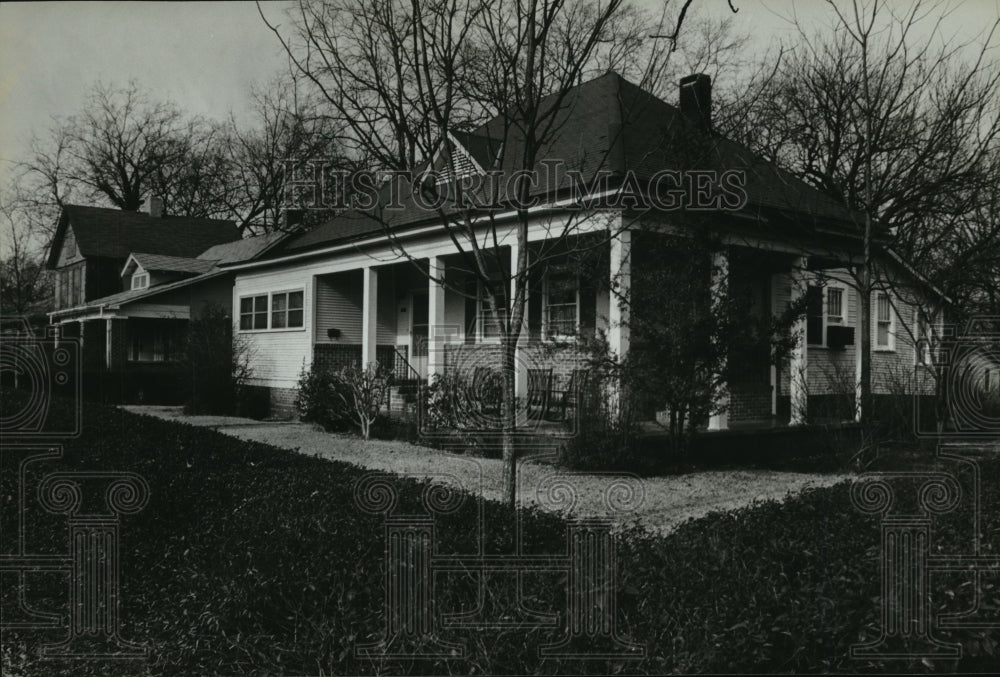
left=2, top=389, right=997, bottom=675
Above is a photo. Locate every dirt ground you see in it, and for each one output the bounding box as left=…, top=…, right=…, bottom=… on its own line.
left=123, top=405, right=853, bottom=535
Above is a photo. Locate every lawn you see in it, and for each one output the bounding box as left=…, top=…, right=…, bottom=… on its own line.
left=2, top=391, right=998, bottom=675
left=122, top=405, right=849, bottom=535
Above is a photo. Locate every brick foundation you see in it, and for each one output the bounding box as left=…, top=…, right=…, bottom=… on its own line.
left=313, top=343, right=398, bottom=373
left=443, top=342, right=588, bottom=391
left=728, top=383, right=773, bottom=423
left=267, top=387, right=298, bottom=419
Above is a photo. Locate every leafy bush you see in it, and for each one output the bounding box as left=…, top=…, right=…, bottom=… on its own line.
left=294, top=361, right=353, bottom=431
left=419, top=371, right=501, bottom=456
left=182, top=303, right=253, bottom=415
left=5, top=387, right=999, bottom=675
left=559, top=369, right=639, bottom=471
left=295, top=361, right=391, bottom=438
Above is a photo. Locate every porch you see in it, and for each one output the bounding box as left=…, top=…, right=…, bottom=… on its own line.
left=54, top=315, right=188, bottom=404
left=302, top=231, right=860, bottom=430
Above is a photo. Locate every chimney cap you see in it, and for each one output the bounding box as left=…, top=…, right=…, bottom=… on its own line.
left=679, top=73, right=712, bottom=132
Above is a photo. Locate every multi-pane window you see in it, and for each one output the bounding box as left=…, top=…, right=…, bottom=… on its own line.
left=131, top=273, right=149, bottom=290
left=56, top=265, right=84, bottom=309
left=271, top=291, right=304, bottom=329
left=916, top=310, right=933, bottom=365
left=544, top=268, right=579, bottom=339
left=876, top=292, right=893, bottom=349
left=240, top=295, right=269, bottom=330
left=826, top=287, right=844, bottom=326
left=239, top=291, right=304, bottom=331
left=807, top=284, right=848, bottom=346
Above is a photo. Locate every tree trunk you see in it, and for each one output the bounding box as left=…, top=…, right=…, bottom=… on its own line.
left=501, top=334, right=518, bottom=508
left=859, top=223, right=873, bottom=428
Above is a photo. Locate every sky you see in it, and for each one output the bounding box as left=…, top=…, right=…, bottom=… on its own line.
left=1, top=0, right=997, bottom=190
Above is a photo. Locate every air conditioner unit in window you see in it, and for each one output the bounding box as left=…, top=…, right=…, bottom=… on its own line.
left=827, top=325, right=855, bottom=349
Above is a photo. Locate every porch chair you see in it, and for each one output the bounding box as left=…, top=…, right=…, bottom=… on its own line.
left=471, top=366, right=502, bottom=415
left=527, top=368, right=553, bottom=421
left=553, top=368, right=589, bottom=422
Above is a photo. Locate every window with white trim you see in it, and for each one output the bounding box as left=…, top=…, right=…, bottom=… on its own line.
left=239, top=295, right=268, bottom=330
left=807, top=283, right=848, bottom=346
left=131, top=272, right=148, bottom=290
left=916, top=309, right=933, bottom=365
left=239, top=290, right=304, bottom=331
left=544, top=267, right=579, bottom=339
left=875, top=292, right=894, bottom=350
left=826, top=287, right=844, bottom=326
left=271, top=290, right=304, bottom=329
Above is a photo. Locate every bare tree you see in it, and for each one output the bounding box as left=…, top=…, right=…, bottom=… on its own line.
left=22, top=82, right=215, bottom=214
left=217, top=77, right=347, bottom=233
left=262, top=0, right=746, bottom=506
left=0, top=189, right=52, bottom=320
left=728, top=0, right=1000, bottom=425
left=20, top=79, right=345, bottom=235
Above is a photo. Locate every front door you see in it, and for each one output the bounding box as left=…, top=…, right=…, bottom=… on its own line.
left=409, top=290, right=429, bottom=378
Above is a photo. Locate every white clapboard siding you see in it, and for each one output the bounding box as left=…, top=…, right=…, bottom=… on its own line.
left=314, top=269, right=398, bottom=345
left=234, top=267, right=313, bottom=388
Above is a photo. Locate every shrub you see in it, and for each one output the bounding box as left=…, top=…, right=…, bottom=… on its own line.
left=5, top=387, right=1000, bottom=675
left=294, top=361, right=353, bottom=431
left=559, top=366, right=639, bottom=471
left=295, top=361, right=391, bottom=438
left=335, top=363, right=391, bottom=439
left=182, top=303, right=253, bottom=415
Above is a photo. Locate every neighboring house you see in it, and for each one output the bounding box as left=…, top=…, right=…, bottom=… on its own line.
left=46, top=200, right=281, bottom=402
left=225, top=72, right=943, bottom=427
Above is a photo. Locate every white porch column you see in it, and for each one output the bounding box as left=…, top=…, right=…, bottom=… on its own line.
left=511, top=243, right=529, bottom=398
left=361, top=266, right=378, bottom=367
left=789, top=256, right=809, bottom=425
left=854, top=285, right=864, bottom=422
left=427, top=257, right=447, bottom=379
left=770, top=273, right=781, bottom=417
left=708, top=250, right=729, bottom=431
left=105, top=317, right=113, bottom=370
left=608, top=228, right=631, bottom=359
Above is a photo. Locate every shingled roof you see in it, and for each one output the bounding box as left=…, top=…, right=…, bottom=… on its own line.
left=127, top=253, right=218, bottom=276
left=265, top=72, right=861, bottom=260
left=47, top=205, right=239, bottom=268
left=50, top=231, right=283, bottom=319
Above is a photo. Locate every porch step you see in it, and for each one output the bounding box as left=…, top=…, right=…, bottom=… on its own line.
left=388, top=381, right=423, bottom=413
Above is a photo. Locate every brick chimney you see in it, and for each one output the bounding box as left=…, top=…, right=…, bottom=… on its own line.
left=284, top=208, right=305, bottom=230
left=143, top=196, right=165, bottom=218
left=679, top=74, right=712, bottom=132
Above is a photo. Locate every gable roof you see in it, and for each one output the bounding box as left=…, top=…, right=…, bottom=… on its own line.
left=47, top=204, right=239, bottom=269
left=125, top=253, right=218, bottom=277
left=264, top=72, right=861, bottom=260
left=50, top=231, right=282, bottom=321
left=197, top=231, right=286, bottom=265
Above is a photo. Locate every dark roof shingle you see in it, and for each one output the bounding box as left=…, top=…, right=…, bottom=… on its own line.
left=48, top=205, right=239, bottom=268
left=268, top=72, right=860, bottom=259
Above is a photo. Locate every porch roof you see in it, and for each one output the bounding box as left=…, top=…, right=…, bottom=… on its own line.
left=49, top=270, right=229, bottom=321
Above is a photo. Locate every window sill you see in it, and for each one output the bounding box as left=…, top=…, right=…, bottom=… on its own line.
left=238, top=326, right=307, bottom=334
left=873, top=347, right=896, bottom=353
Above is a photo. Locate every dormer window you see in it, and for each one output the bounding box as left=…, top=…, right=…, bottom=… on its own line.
left=131, top=273, right=149, bottom=290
